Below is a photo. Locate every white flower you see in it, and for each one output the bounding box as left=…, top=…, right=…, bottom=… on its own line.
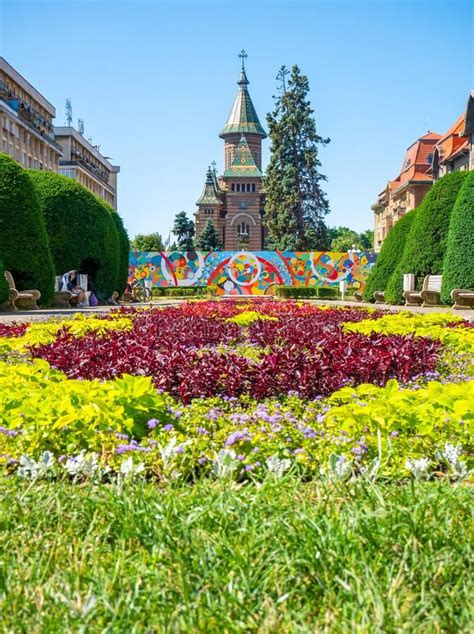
left=266, top=455, right=291, bottom=478
left=212, top=449, right=239, bottom=478
left=18, top=452, right=55, bottom=480
left=64, top=451, right=99, bottom=478
left=436, top=443, right=467, bottom=478
left=328, top=454, right=352, bottom=481
left=405, top=457, right=431, bottom=479
left=119, top=456, right=145, bottom=477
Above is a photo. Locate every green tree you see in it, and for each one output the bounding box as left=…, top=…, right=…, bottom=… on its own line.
left=172, top=211, right=195, bottom=251
left=29, top=171, right=121, bottom=301
left=359, top=229, right=374, bottom=251
left=385, top=171, right=467, bottom=304
left=363, top=209, right=417, bottom=302
left=330, top=229, right=361, bottom=252
left=131, top=232, right=164, bottom=252
left=195, top=220, right=223, bottom=251
left=0, top=258, right=8, bottom=305
left=0, top=154, right=55, bottom=305
left=441, top=171, right=474, bottom=303
left=264, top=65, right=330, bottom=250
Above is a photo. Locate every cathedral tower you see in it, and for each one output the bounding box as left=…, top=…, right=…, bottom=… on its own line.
left=195, top=51, right=266, bottom=250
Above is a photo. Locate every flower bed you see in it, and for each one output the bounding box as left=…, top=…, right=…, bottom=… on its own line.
left=0, top=301, right=472, bottom=481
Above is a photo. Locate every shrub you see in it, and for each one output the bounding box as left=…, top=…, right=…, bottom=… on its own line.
left=104, top=202, right=130, bottom=295
left=0, top=258, right=8, bottom=305
left=28, top=171, right=121, bottom=301
left=0, top=154, right=55, bottom=305
left=275, top=286, right=338, bottom=299
left=385, top=172, right=467, bottom=304
left=441, top=171, right=474, bottom=303
left=363, top=209, right=417, bottom=302
left=161, top=286, right=216, bottom=297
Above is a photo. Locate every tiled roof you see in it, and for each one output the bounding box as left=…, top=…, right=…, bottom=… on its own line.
left=223, top=135, right=262, bottom=177
left=196, top=167, right=223, bottom=206
left=435, top=114, right=469, bottom=164
left=220, top=64, right=266, bottom=138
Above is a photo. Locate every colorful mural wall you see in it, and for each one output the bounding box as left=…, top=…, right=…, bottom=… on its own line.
left=128, top=251, right=377, bottom=296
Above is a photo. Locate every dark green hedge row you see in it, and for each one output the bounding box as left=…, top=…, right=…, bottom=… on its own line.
left=0, top=154, right=55, bottom=305
left=363, top=209, right=417, bottom=302
left=275, top=286, right=339, bottom=299
left=151, top=286, right=217, bottom=298
left=385, top=171, right=468, bottom=304
left=29, top=171, right=129, bottom=302
left=0, top=257, right=8, bottom=305
left=441, top=171, right=474, bottom=303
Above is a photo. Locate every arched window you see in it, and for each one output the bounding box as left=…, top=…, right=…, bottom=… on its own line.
left=231, top=183, right=235, bottom=192
left=246, top=183, right=251, bottom=192
left=252, top=183, right=256, bottom=192
left=236, top=183, right=241, bottom=192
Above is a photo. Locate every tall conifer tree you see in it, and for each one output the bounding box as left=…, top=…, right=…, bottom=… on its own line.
left=264, top=65, right=330, bottom=250
left=196, top=219, right=223, bottom=251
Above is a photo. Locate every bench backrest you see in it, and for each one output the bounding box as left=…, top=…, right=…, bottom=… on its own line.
left=4, top=270, right=15, bottom=291
left=423, top=275, right=442, bottom=292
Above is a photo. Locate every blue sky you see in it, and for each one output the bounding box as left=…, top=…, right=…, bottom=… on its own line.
left=1, top=0, right=472, bottom=239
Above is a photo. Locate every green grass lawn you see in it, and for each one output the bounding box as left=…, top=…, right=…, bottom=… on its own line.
left=0, top=477, right=472, bottom=633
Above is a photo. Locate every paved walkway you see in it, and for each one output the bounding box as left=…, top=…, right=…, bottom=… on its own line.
left=0, top=297, right=472, bottom=323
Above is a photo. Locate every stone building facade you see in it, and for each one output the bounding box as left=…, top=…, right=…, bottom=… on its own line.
left=0, top=56, right=62, bottom=171
left=373, top=91, right=474, bottom=252
left=54, top=126, right=120, bottom=209
left=195, top=52, right=267, bottom=250
left=372, top=132, right=441, bottom=252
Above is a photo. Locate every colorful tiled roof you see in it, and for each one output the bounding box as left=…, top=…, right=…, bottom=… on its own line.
left=223, top=135, right=262, bottom=177
left=220, top=55, right=267, bottom=139
left=196, top=167, right=223, bottom=206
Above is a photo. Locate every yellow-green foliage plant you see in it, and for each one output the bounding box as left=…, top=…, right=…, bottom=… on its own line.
left=0, top=313, right=133, bottom=354
left=225, top=311, right=278, bottom=327
left=0, top=359, right=171, bottom=462
left=344, top=312, right=474, bottom=353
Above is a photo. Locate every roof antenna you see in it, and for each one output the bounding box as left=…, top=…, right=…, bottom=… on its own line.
left=65, top=99, right=72, bottom=126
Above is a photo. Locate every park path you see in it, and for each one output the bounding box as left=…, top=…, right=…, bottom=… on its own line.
left=0, top=297, right=472, bottom=324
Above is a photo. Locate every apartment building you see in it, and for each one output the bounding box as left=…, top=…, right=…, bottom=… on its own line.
left=54, top=126, right=120, bottom=209
left=0, top=57, right=62, bottom=171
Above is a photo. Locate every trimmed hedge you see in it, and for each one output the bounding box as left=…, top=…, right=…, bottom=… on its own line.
left=0, top=258, right=8, bottom=305
left=0, top=154, right=55, bottom=305
left=275, top=286, right=339, bottom=299
left=102, top=201, right=130, bottom=294
left=363, top=209, right=417, bottom=302
left=385, top=172, right=467, bottom=304
left=441, top=171, right=474, bottom=303
left=29, top=171, right=120, bottom=301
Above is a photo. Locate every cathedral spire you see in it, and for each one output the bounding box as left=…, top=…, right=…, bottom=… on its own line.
left=238, top=49, right=249, bottom=86
left=219, top=51, right=267, bottom=139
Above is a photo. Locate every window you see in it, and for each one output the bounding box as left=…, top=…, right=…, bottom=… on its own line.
left=246, top=183, right=251, bottom=192
left=241, top=183, right=245, bottom=191
left=231, top=183, right=235, bottom=192
left=236, top=183, right=241, bottom=192
left=252, top=183, right=256, bottom=192
left=427, top=153, right=433, bottom=164
left=205, top=208, right=213, bottom=215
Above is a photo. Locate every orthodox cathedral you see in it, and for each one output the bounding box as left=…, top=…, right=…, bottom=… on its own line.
left=195, top=51, right=267, bottom=250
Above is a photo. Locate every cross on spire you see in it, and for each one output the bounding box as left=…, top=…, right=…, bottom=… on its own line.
left=238, top=49, right=248, bottom=71
left=211, top=160, right=217, bottom=173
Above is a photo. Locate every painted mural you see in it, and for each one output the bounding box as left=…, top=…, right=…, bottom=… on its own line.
left=128, top=251, right=377, bottom=296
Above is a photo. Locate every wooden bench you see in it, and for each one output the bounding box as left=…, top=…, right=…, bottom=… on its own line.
left=373, top=291, right=386, bottom=304
left=4, top=271, right=41, bottom=311
left=404, top=275, right=443, bottom=307
left=451, top=288, right=474, bottom=310
left=53, top=276, right=73, bottom=308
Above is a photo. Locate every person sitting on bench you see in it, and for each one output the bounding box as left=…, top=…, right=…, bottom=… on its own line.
left=60, top=270, right=86, bottom=306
